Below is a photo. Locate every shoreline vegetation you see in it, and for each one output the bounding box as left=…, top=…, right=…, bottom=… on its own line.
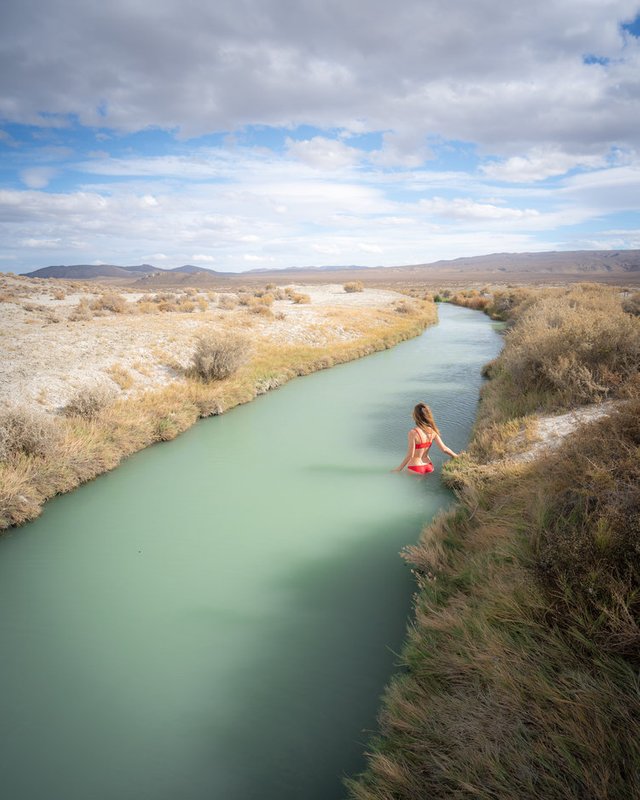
left=0, top=278, right=437, bottom=530
left=347, top=284, right=640, bottom=799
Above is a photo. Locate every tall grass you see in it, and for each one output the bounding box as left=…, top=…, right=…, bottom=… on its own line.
left=347, top=286, right=640, bottom=800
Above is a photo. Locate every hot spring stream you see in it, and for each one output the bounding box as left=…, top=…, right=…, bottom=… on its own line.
left=0, top=303, right=502, bottom=799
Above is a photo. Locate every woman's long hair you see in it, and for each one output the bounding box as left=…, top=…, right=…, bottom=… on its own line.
left=413, top=403, right=439, bottom=435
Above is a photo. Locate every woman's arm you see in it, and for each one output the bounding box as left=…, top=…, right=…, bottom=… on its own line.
left=392, top=431, right=416, bottom=472
left=433, top=434, right=458, bottom=458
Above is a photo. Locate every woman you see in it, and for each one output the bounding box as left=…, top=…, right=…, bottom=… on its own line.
left=392, top=402, right=458, bottom=474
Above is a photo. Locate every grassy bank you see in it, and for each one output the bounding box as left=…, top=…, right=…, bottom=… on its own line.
left=0, top=301, right=436, bottom=530
left=347, top=285, right=640, bottom=799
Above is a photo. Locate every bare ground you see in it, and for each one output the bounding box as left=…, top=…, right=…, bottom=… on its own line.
left=0, top=275, right=405, bottom=412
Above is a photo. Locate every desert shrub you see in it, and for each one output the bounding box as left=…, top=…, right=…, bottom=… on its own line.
left=274, top=311, right=286, bottom=321
left=63, top=383, right=117, bottom=419
left=0, top=407, right=61, bottom=461
left=343, top=281, right=364, bottom=293
left=68, top=298, right=93, bottom=321
left=178, top=301, right=196, bottom=313
left=623, top=292, right=640, bottom=317
left=498, top=290, right=640, bottom=405
left=91, top=293, right=128, bottom=314
left=531, top=400, right=640, bottom=662
left=451, top=292, right=490, bottom=311
left=290, top=292, right=311, bottom=304
left=136, top=301, right=158, bottom=314
left=197, top=298, right=208, bottom=312
left=237, top=293, right=252, bottom=306
left=191, top=333, right=251, bottom=381
left=158, top=301, right=180, bottom=312
left=51, top=289, right=66, bottom=300
left=486, top=288, right=534, bottom=321
left=394, top=300, right=415, bottom=314
left=248, top=304, right=274, bottom=318
left=218, top=294, right=238, bottom=310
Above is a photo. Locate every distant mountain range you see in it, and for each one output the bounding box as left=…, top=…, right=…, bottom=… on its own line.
left=24, top=250, right=640, bottom=282
left=25, top=263, right=224, bottom=279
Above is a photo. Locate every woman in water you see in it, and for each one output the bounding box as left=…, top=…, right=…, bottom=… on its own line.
left=392, top=402, right=458, bottom=474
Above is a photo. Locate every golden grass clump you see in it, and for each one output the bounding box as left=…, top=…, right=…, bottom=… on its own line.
left=248, top=303, right=274, bottom=318
left=68, top=298, right=94, bottom=321
left=0, top=407, right=62, bottom=461
left=344, top=281, right=364, bottom=293
left=106, top=364, right=135, bottom=390
left=63, top=383, right=117, bottom=419
left=191, top=333, right=251, bottom=381
left=91, top=293, right=128, bottom=314
left=290, top=292, right=311, bottom=304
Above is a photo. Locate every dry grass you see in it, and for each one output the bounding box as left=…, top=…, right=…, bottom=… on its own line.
left=344, top=281, right=364, bottom=293
left=106, top=364, right=135, bottom=390
left=217, top=293, right=238, bottom=309
left=290, top=291, right=311, bottom=304
left=347, top=287, right=640, bottom=800
left=69, top=298, right=94, bottom=321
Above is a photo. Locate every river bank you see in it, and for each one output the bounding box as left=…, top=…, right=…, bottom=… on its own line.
left=347, top=285, right=640, bottom=799
left=0, top=275, right=437, bottom=529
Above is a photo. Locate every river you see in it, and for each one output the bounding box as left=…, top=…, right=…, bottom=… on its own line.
left=0, top=303, right=502, bottom=800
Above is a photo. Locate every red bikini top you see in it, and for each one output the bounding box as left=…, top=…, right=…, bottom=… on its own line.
left=413, top=428, right=433, bottom=449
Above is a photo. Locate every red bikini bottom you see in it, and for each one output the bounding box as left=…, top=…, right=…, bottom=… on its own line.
left=408, top=463, right=434, bottom=474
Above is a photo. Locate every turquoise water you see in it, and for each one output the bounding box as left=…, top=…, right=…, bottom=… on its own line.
left=0, top=304, right=502, bottom=800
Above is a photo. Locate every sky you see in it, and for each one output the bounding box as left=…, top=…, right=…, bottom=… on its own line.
left=1, top=0, right=639, bottom=274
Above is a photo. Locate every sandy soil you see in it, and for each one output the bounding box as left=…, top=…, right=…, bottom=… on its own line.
left=0, top=275, right=404, bottom=412
left=514, top=401, right=617, bottom=463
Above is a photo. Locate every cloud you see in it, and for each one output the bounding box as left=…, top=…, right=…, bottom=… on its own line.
left=285, top=136, right=361, bottom=170
left=20, top=166, right=57, bottom=188
left=481, top=147, right=608, bottom=182
left=0, top=0, right=638, bottom=158
left=419, top=197, right=540, bottom=221
left=0, top=129, right=19, bottom=147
